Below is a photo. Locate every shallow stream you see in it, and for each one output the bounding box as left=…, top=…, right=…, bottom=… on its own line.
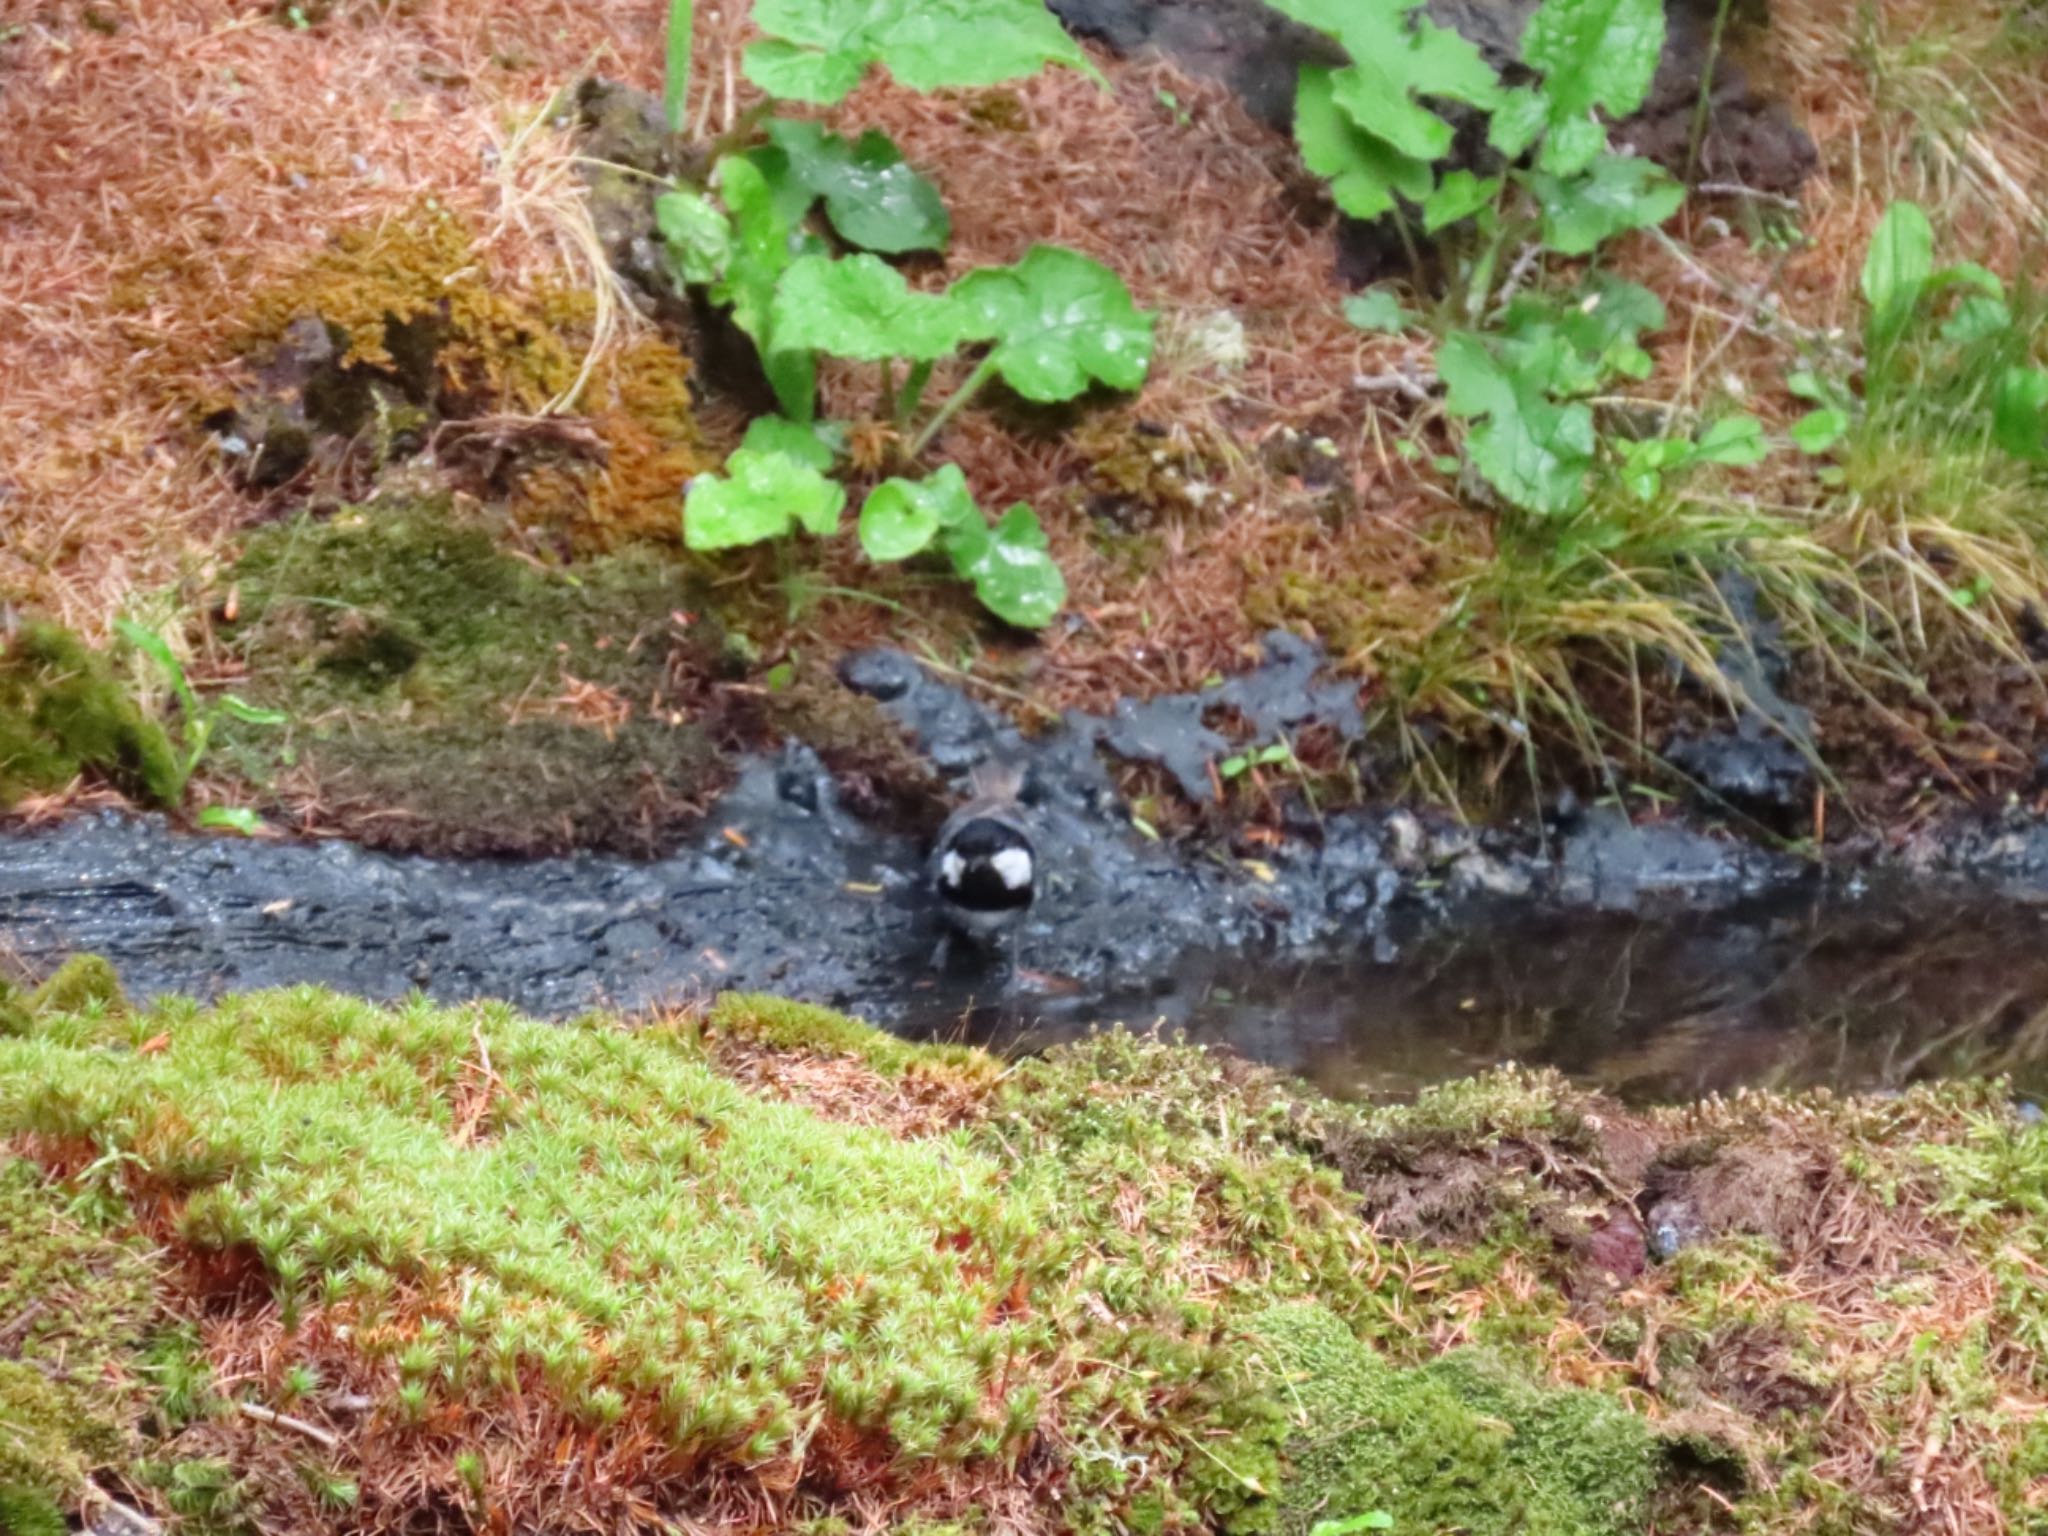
left=929, top=882, right=2048, bottom=1105
left=7, top=802, right=2048, bottom=1107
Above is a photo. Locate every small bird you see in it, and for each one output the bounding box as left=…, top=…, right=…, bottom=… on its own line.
left=929, top=760, right=1036, bottom=969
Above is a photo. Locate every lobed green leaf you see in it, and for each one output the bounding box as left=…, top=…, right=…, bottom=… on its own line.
left=1527, top=152, right=1683, bottom=255
left=771, top=253, right=966, bottom=363
left=745, top=0, right=1092, bottom=105
left=1521, top=0, right=1666, bottom=175
left=952, top=245, right=1154, bottom=402
left=683, top=448, right=846, bottom=550
left=1294, top=66, right=1434, bottom=222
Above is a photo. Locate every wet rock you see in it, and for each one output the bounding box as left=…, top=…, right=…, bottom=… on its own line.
left=1447, top=850, right=1533, bottom=900
left=1665, top=716, right=1813, bottom=825
left=1382, top=809, right=1427, bottom=871
left=1099, top=692, right=1230, bottom=802
left=1663, top=573, right=1817, bottom=827
left=1555, top=804, right=1793, bottom=909
left=1644, top=1198, right=1702, bottom=1260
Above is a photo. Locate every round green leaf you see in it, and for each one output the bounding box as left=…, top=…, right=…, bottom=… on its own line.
left=950, top=245, right=1155, bottom=402
left=765, top=118, right=951, bottom=254
left=741, top=414, right=840, bottom=470
left=683, top=448, right=846, bottom=551
left=859, top=464, right=976, bottom=562
left=1343, top=288, right=1416, bottom=334
left=946, top=502, right=1065, bottom=628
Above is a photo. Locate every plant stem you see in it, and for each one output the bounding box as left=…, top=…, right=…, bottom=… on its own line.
left=909, top=355, right=999, bottom=459
left=663, top=0, right=694, bottom=137
left=1685, top=0, right=1737, bottom=184
left=897, top=360, right=936, bottom=429
left=702, top=101, right=773, bottom=167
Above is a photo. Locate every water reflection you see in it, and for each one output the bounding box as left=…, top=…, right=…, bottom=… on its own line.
left=915, top=883, right=2048, bottom=1104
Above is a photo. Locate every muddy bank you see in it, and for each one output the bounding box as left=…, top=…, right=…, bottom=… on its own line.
left=0, top=643, right=1791, bottom=1020
left=8, top=645, right=2048, bottom=1104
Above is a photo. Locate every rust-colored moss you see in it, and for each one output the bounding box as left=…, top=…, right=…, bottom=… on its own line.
left=238, top=200, right=581, bottom=408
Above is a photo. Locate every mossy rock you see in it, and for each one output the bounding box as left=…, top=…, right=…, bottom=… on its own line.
left=28, top=955, right=127, bottom=1018
left=1242, top=1303, right=1659, bottom=1536
left=0, top=623, right=183, bottom=809
left=219, top=505, right=735, bottom=856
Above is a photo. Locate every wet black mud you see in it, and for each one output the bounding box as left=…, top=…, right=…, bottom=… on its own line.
left=8, top=648, right=2048, bottom=1103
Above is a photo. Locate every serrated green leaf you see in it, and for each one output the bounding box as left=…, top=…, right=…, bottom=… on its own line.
left=771, top=253, right=965, bottom=363
left=1522, top=0, right=1666, bottom=174
left=1861, top=200, right=1933, bottom=353
left=859, top=463, right=977, bottom=562
left=747, top=0, right=1091, bottom=104
left=1527, top=152, right=1683, bottom=255
left=1276, top=0, right=1500, bottom=162
left=763, top=119, right=950, bottom=253
left=741, top=39, right=868, bottom=104
left=1488, top=85, right=1550, bottom=160
left=654, top=189, right=732, bottom=287
left=1496, top=277, right=1662, bottom=398
left=952, top=244, right=1154, bottom=401
left=1343, top=288, right=1416, bottom=333
left=1439, top=331, right=1596, bottom=514
left=741, top=414, right=840, bottom=470
left=945, top=501, right=1066, bottom=627
left=1422, top=170, right=1500, bottom=233
left=1994, top=366, right=2048, bottom=465
left=1293, top=66, right=1435, bottom=221
left=1790, top=408, right=1849, bottom=455
left=683, top=448, right=846, bottom=550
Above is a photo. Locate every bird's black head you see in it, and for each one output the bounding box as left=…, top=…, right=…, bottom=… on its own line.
left=935, top=815, right=1035, bottom=914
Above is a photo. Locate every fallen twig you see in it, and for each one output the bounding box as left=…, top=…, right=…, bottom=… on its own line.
left=238, top=1400, right=341, bottom=1451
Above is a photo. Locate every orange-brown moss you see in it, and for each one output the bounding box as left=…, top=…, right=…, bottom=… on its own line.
left=233, top=204, right=714, bottom=548
left=237, top=200, right=581, bottom=408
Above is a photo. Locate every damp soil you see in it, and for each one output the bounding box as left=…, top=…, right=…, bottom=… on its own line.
left=9, top=645, right=2048, bottom=1107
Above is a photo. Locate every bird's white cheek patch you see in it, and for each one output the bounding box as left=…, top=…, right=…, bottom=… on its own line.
left=990, top=848, right=1033, bottom=891
left=939, top=851, right=967, bottom=887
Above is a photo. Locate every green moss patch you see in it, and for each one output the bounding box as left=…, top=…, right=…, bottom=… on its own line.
left=1244, top=1304, right=1656, bottom=1536
left=217, top=504, right=737, bottom=855
left=0, top=622, right=184, bottom=810
left=6, top=987, right=2037, bottom=1534
left=0, top=1156, right=160, bottom=1519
